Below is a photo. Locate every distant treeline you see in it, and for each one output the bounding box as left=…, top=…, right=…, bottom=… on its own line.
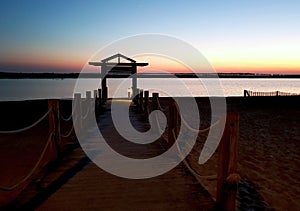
left=0, top=72, right=299, bottom=79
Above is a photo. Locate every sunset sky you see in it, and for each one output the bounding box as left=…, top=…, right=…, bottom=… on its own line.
left=0, top=0, right=299, bottom=74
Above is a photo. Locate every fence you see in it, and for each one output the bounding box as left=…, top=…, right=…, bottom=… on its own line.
left=244, top=90, right=300, bottom=97
left=139, top=91, right=240, bottom=211
left=0, top=90, right=101, bottom=192
left=1, top=89, right=239, bottom=210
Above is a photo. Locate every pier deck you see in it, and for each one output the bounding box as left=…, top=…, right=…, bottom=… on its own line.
left=35, top=100, right=216, bottom=210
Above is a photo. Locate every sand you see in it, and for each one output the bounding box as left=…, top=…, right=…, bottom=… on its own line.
left=177, top=97, right=300, bottom=210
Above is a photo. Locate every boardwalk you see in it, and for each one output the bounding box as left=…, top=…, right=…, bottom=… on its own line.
left=34, top=100, right=216, bottom=210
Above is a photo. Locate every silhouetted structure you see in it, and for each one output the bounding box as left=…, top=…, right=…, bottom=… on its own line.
left=89, top=53, right=148, bottom=102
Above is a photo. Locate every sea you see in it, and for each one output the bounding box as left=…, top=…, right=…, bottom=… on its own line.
left=0, top=78, right=299, bottom=101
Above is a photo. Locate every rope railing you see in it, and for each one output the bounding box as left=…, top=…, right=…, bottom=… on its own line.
left=172, top=129, right=217, bottom=180
left=0, top=91, right=100, bottom=192
left=60, top=126, right=74, bottom=139
left=0, top=108, right=52, bottom=134
left=145, top=92, right=240, bottom=210
left=0, top=132, right=54, bottom=191
left=0, top=96, right=79, bottom=192
left=152, top=98, right=219, bottom=179
left=60, top=111, right=73, bottom=122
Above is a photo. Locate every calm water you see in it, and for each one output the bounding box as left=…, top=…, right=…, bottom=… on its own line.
left=0, top=78, right=299, bottom=101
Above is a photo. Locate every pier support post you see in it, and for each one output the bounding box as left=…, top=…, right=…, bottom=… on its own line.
left=143, top=90, right=149, bottom=116
left=94, top=90, right=98, bottom=114
left=152, top=93, right=159, bottom=110
left=97, top=89, right=102, bottom=110
left=48, top=99, right=61, bottom=157
left=217, top=112, right=240, bottom=211
left=74, top=93, right=82, bottom=131
left=103, top=86, right=108, bottom=103
left=144, top=90, right=149, bottom=113
left=139, top=89, right=144, bottom=110
left=168, top=100, right=178, bottom=147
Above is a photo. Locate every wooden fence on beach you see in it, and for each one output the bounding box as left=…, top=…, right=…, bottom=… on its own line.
left=244, top=90, right=300, bottom=97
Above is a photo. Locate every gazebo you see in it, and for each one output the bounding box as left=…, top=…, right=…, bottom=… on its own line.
left=89, top=53, right=148, bottom=102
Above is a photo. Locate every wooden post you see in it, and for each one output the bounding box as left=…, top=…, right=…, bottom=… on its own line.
left=93, top=90, right=98, bottom=114
left=133, top=88, right=140, bottom=105
left=86, top=91, right=91, bottom=99
left=168, top=100, right=178, bottom=146
left=74, top=93, right=82, bottom=131
left=152, top=92, right=159, bottom=110
left=103, top=86, right=108, bottom=103
left=144, top=90, right=149, bottom=113
left=48, top=99, right=61, bottom=157
left=216, top=112, right=240, bottom=211
left=139, top=89, right=144, bottom=110
left=98, top=89, right=102, bottom=106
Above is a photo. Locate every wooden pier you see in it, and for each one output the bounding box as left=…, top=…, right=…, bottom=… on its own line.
left=36, top=99, right=216, bottom=210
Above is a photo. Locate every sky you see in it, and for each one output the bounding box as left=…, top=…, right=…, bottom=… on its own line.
left=0, top=0, right=299, bottom=74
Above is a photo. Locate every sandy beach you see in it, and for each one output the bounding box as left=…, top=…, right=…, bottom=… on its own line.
left=0, top=97, right=299, bottom=210
left=179, top=97, right=300, bottom=210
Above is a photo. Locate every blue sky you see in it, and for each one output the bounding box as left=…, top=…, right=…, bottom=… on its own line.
left=0, top=0, right=299, bottom=73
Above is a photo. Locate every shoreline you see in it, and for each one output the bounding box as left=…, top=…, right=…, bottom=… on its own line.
left=1, top=72, right=300, bottom=79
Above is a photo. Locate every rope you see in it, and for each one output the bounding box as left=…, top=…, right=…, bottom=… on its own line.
left=170, top=102, right=220, bottom=134
left=60, top=101, right=77, bottom=122
left=60, top=112, right=73, bottom=122
left=157, top=99, right=169, bottom=112
left=60, top=126, right=74, bottom=138
left=82, top=107, right=90, bottom=120
left=172, top=129, right=217, bottom=180
left=0, top=132, right=54, bottom=191
left=0, top=109, right=52, bottom=134
left=181, top=117, right=220, bottom=134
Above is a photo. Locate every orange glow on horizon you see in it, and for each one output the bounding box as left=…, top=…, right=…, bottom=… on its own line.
left=1, top=53, right=299, bottom=74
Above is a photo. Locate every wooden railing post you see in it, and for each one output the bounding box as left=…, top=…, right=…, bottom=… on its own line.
left=139, top=89, right=144, bottom=109
left=93, top=90, right=97, bottom=99
left=144, top=90, right=149, bottom=114
left=74, top=93, right=82, bottom=131
left=93, top=90, right=98, bottom=114
left=48, top=99, right=61, bottom=157
left=98, top=89, right=102, bottom=106
left=152, top=92, right=159, bottom=110
left=133, top=88, right=140, bottom=105
left=217, top=112, right=240, bottom=211
left=103, top=86, right=108, bottom=103
left=168, top=100, right=178, bottom=147
left=86, top=91, right=91, bottom=100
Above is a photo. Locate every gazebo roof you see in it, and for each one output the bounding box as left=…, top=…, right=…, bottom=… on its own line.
left=89, top=53, right=148, bottom=67
left=89, top=53, right=148, bottom=74
left=101, top=53, right=136, bottom=63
